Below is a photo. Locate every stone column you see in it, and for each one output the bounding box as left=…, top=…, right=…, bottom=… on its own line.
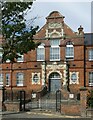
left=80, top=87, right=88, bottom=117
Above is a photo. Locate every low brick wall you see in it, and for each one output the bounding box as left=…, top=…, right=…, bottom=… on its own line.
left=61, top=100, right=81, bottom=116
left=4, top=101, right=20, bottom=112
left=86, top=108, right=93, bottom=117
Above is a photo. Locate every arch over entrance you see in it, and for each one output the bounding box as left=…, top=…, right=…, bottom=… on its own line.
left=48, top=72, right=61, bottom=92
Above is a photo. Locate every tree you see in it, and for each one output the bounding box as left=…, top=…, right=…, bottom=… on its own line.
left=1, top=0, right=40, bottom=63
left=87, top=90, right=93, bottom=108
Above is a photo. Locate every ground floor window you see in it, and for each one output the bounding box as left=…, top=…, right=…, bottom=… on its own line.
left=0, top=73, right=3, bottom=86
left=70, top=72, right=79, bottom=84
left=33, top=74, right=39, bottom=83
left=16, top=73, right=24, bottom=86
left=32, top=73, right=40, bottom=84
left=6, top=73, right=10, bottom=86
left=89, top=72, right=93, bottom=86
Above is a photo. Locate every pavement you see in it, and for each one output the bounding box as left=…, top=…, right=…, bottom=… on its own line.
left=0, top=109, right=92, bottom=120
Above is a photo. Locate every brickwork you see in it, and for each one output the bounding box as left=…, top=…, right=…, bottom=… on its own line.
left=4, top=101, right=20, bottom=112
left=61, top=102, right=80, bottom=116
left=0, top=11, right=93, bottom=96
left=80, top=87, right=88, bottom=117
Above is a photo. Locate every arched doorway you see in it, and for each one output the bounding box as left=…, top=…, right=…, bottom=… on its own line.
left=49, top=72, right=61, bottom=92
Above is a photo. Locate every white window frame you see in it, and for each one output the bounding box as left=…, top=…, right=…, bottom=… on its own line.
left=32, top=73, right=40, bottom=84
left=6, top=59, right=10, bottom=63
left=0, top=73, right=3, bottom=86
left=89, top=72, right=93, bottom=86
left=66, top=44, right=74, bottom=59
left=50, top=40, right=60, bottom=61
left=16, top=73, right=24, bottom=86
left=33, top=74, right=39, bottom=83
left=6, top=73, right=10, bottom=86
left=0, top=52, right=2, bottom=59
left=89, top=49, right=93, bottom=61
left=17, top=53, right=24, bottom=62
left=37, top=44, right=45, bottom=61
left=70, top=72, right=79, bottom=84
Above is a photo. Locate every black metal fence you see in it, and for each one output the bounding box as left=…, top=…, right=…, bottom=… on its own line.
left=3, top=86, right=47, bottom=102
left=3, top=90, right=32, bottom=102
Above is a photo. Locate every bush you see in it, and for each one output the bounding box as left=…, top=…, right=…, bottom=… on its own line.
left=87, top=90, right=93, bottom=108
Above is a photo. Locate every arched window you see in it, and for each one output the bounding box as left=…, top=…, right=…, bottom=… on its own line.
left=37, top=43, right=45, bottom=61
left=33, top=74, right=39, bottom=83
left=66, top=41, right=74, bottom=59
left=49, top=72, right=60, bottom=79
left=16, top=73, right=24, bottom=86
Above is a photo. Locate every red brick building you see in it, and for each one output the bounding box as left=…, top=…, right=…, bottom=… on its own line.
left=0, top=11, right=93, bottom=97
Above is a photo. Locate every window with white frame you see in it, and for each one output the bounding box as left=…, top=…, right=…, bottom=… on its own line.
left=37, top=43, right=45, bottom=61
left=66, top=41, right=74, bottom=59
left=17, top=53, right=24, bottom=62
left=0, top=73, right=3, bottom=86
left=89, top=49, right=93, bottom=61
left=89, top=72, right=93, bottom=86
left=71, top=73, right=77, bottom=82
left=16, top=73, right=24, bottom=86
left=6, top=59, right=10, bottom=63
left=50, top=39, right=60, bottom=61
left=0, top=51, right=2, bottom=62
left=70, top=72, right=79, bottom=84
left=33, top=74, right=39, bottom=83
left=6, top=73, right=10, bottom=86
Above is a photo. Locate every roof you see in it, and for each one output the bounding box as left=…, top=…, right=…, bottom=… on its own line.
left=46, top=11, right=65, bottom=19
left=84, top=33, right=93, bottom=45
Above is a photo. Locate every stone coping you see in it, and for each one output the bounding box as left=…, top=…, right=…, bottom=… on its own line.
left=61, top=99, right=80, bottom=105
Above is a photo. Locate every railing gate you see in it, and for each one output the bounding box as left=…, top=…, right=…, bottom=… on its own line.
left=56, top=90, right=61, bottom=112
left=19, top=90, right=25, bottom=111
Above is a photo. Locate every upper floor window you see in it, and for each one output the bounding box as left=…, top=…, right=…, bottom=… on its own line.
left=16, top=73, right=24, bottom=86
left=66, top=41, right=74, bottom=59
left=37, top=43, right=45, bottom=61
left=6, top=73, right=10, bottom=86
left=89, top=49, right=93, bottom=61
left=50, top=39, right=60, bottom=61
left=17, top=53, right=24, bottom=62
left=89, top=72, right=93, bottom=86
left=6, top=59, right=10, bottom=63
left=0, top=73, right=3, bottom=86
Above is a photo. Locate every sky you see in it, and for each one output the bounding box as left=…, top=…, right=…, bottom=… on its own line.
left=25, top=0, right=92, bottom=33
